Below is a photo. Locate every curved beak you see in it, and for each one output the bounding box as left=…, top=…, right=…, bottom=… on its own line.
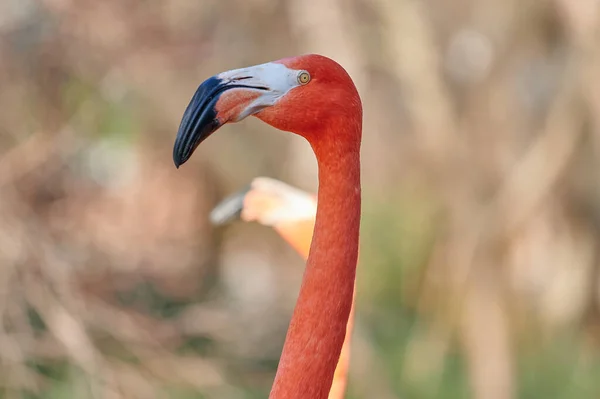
left=173, top=62, right=300, bottom=168
left=172, top=76, right=267, bottom=168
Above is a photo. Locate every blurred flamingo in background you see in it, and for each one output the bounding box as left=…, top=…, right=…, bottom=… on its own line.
left=210, top=177, right=317, bottom=258
left=173, top=54, right=361, bottom=398
left=210, top=176, right=355, bottom=399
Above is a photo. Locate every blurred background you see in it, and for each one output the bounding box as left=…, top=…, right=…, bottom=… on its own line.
left=1, top=0, right=600, bottom=398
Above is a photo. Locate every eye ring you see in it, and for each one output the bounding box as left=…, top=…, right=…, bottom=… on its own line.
left=297, top=71, right=311, bottom=85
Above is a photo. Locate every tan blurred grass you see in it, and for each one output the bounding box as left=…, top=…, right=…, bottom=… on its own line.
left=1, top=0, right=600, bottom=398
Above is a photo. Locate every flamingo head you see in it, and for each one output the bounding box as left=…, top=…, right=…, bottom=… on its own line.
left=173, top=54, right=361, bottom=168
left=209, top=177, right=317, bottom=227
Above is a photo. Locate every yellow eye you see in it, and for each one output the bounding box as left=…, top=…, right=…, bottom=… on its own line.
left=297, top=71, right=311, bottom=85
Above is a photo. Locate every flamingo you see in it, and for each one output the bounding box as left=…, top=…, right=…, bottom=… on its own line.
left=210, top=177, right=355, bottom=399
left=173, top=54, right=361, bottom=399
left=209, top=177, right=317, bottom=258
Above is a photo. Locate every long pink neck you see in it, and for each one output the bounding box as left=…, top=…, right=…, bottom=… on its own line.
left=269, top=130, right=361, bottom=399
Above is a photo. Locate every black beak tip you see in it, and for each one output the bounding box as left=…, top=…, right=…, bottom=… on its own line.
left=172, top=148, right=184, bottom=169
left=172, top=141, right=187, bottom=169
left=172, top=76, right=227, bottom=170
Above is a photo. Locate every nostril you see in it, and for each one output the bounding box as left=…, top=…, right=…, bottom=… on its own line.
left=234, top=76, right=252, bottom=81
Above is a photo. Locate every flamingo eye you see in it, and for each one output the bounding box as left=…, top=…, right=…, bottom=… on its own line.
left=297, top=71, right=311, bottom=85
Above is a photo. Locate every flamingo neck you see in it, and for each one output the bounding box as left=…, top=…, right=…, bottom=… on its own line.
left=269, top=129, right=361, bottom=399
